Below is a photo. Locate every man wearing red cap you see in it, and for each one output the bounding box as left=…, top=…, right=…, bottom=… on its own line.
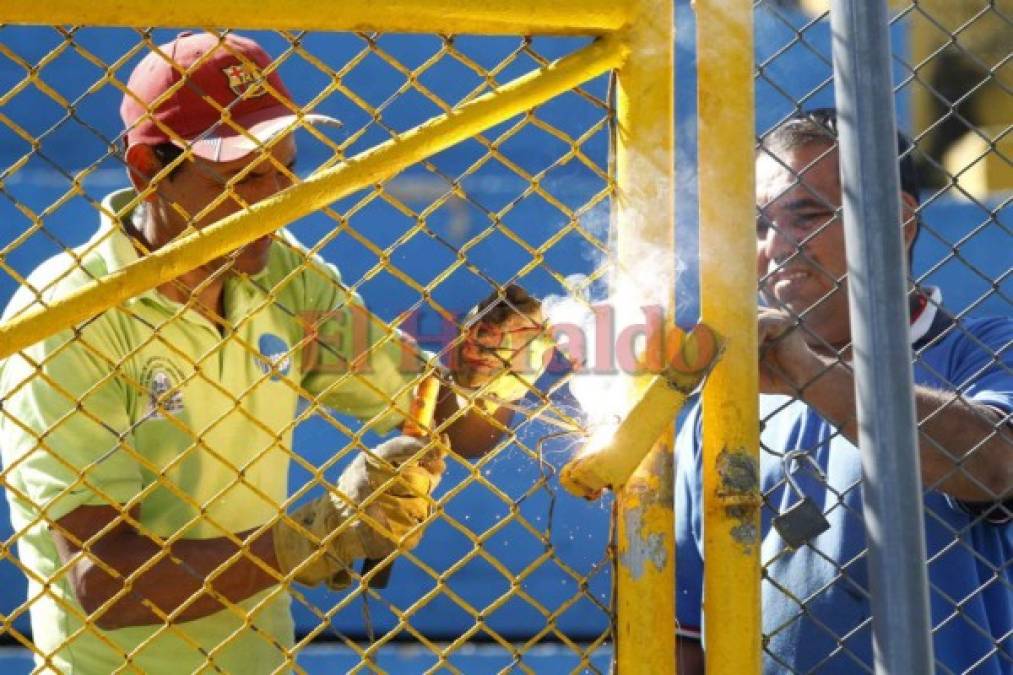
left=0, top=32, right=553, bottom=673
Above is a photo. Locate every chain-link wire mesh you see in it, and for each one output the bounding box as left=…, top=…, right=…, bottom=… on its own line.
left=0, top=25, right=621, bottom=673
left=1, top=3, right=1009, bottom=674
left=746, top=1, right=1011, bottom=673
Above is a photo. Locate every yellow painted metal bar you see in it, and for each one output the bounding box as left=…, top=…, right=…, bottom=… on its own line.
left=613, top=1, right=676, bottom=672
left=1, top=0, right=629, bottom=35
left=696, top=0, right=761, bottom=673
left=559, top=323, right=721, bottom=499
left=0, top=35, right=626, bottom=361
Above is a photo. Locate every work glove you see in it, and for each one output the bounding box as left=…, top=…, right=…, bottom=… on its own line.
left=272, top=435, right=445, bottom=588
left=453, top=284, right=556, bottom=409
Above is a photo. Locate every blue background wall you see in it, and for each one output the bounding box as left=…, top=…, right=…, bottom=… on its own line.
left=0, top=2, right=1008, bottom=670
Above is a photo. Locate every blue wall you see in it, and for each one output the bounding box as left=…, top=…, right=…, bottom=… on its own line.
left=0, top=2, right=1008, bottom=651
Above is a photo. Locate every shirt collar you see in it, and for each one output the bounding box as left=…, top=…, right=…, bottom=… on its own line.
left=92, top=189, right=275, bottom=318
left=90, top=188, right=173, bottom=308
left=93, top=188, right=143, bottom=272
left=910, top=285, right=942, bottom=345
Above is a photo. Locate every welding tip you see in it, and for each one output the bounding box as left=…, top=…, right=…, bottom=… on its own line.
left=559, top=322, right=723, bottom=499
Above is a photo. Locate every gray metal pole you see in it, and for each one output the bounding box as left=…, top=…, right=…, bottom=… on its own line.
left=828, top=1, right=935, bottom=673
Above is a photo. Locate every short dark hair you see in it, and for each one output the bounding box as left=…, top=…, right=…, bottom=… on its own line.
left=472, top=284, right=541, bottom=326
left=761, top=107, right=921, bottom=267
left=762, top=107, right=921, bottom=202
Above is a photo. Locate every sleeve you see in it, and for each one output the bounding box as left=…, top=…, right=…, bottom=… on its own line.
left=280, top=233, right=429, bottom=435
left=0, top=329, right=142, bottom=523
left=675, top=401, right=705, bottom=641
left=949, top=317, right=1013, bottom=415
left=938, top=317, right=1013, bottom=523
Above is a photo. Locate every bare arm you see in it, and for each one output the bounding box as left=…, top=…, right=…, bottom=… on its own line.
left=677, top=636, right=706, bottom=675
left=801, top=362, right=1010, bottom=500
left=52, top=505, right=281, bottom=630
left=434, top=382, right=513, bottom=458
left=759, top=309, right=1012, bottom=501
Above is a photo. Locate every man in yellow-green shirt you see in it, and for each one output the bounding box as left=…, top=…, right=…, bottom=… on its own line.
left=0, top=32, right=552, bottom=673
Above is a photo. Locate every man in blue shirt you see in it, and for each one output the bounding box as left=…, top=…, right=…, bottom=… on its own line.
left=675, top=109, right=1011, bottom=674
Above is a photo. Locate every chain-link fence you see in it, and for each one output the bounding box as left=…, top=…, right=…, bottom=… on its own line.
left=734, top=1, right=1011, bottom=673
left=0, top=20, right=628, bottom=673
left=0, top=1, right=1008, bottom=674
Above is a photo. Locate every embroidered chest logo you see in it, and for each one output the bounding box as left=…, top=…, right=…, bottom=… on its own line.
left=256, top=333, right=292, bottom=381
left=223, top=64, right=267, bottom=99
left=139, top=358, right=186, bottom=419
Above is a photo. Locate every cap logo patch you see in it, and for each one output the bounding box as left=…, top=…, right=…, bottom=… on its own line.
left=223, top=64, right=268, bottom=99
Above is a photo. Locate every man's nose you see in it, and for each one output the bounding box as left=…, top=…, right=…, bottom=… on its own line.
left=762, top=220, right=803, bottom=267
left=241, top=173, right=286, bottom=205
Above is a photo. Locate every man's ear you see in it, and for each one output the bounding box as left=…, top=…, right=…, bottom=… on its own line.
left=900, top=191, right=919, bottom=250
left=125, top=144, right=159, bottom=201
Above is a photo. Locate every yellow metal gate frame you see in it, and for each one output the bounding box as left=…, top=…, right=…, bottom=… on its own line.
left=0, top=2, right=759, bottom=672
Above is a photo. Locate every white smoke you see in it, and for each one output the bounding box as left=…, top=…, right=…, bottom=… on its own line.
left=542, top=131, right=698, bottom=446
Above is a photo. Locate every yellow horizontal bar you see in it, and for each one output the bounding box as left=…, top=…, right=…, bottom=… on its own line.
left=1, top=0, right=630, bottom=35
left=559, top=323, right=721, bottom=499
left=0, top=34, right=626, bottom=361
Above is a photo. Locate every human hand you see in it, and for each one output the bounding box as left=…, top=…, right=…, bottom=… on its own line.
left=757, top=307, right=829, bottom=396
left=272, top=436, right=444, bottom=588
left=335, top=435, right=444, bottom=559
left=453, top=284, right=555, bottom=405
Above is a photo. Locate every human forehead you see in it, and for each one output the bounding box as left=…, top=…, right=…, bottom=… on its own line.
left=756, top=142, right=841, bottom=211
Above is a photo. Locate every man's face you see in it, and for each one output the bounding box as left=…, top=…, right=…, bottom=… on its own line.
left=154, top=135, right=296, bottom=276
left=755, top=142, right=851, bottom=347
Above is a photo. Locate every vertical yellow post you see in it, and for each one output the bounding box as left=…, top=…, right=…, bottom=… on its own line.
left=696, top=1, right=761, bottom=674
left=614, top=0, right=676, bottom=672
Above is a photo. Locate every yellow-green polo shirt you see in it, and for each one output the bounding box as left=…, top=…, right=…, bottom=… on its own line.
left=0, top=188, right=420, bottom=674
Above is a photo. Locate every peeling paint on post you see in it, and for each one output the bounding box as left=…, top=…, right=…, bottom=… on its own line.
left=618, top=449, right=672, bottom=579
left=616, top=433, right=676, bottom=670
left=716, top=447, right=759, bottom=494
left=619, top=510, right=668, bottom=579
left=716, top=447, right=761, bottom=552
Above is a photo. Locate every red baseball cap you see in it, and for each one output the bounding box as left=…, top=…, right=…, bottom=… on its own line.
left=121, top=32, right=339, bottom=162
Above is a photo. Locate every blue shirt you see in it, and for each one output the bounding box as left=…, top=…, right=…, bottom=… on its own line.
left=675, top=305, right=1012, bottom=674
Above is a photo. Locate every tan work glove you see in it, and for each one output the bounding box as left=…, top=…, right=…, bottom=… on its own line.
left=454, top=284, right=556, bottom=409
left=272, top=436, right=445, bottom=588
